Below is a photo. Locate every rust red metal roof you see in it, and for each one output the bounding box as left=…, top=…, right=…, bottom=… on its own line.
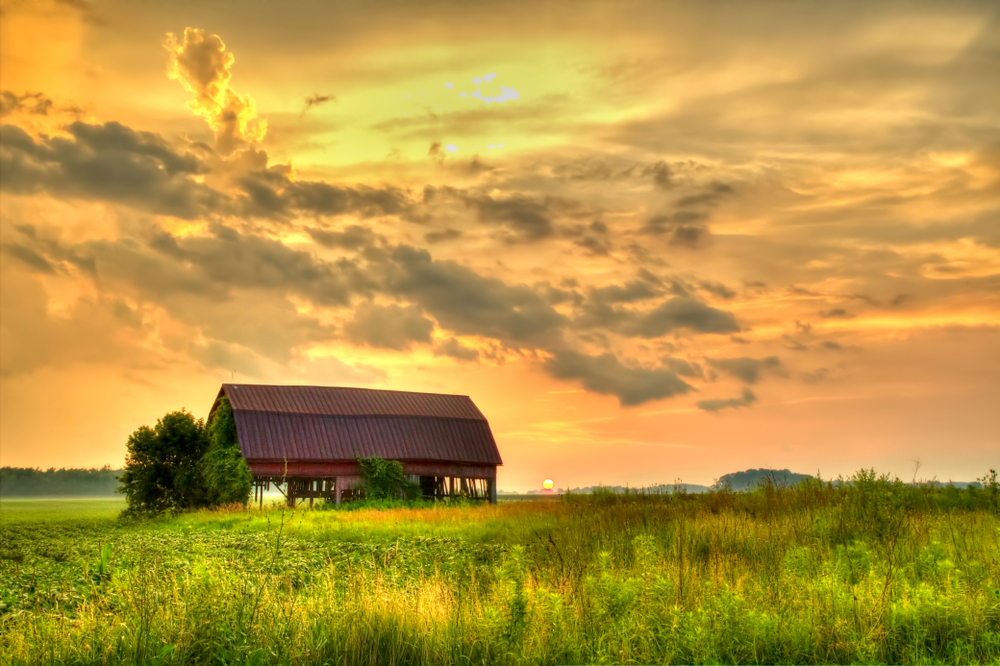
left=213, top=384, right=502, bottom=466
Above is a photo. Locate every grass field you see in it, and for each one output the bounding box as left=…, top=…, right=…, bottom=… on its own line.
left=0, top=498, right=126, bottom=524
left=1, top=473, right=999, bottom=665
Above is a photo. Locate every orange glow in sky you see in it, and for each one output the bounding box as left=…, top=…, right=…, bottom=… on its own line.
left=1, top=1, right=997, bottom=489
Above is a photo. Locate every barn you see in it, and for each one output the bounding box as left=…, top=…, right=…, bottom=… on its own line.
left=208, top=383, right=503, bottom=506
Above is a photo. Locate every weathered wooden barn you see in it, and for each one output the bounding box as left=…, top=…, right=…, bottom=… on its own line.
left=208, top=383, right=503, bottom=506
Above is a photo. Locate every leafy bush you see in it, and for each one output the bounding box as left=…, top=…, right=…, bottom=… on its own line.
left=356, top=456, right=421, bottom=500
left=201, top=397, right=252, bottom=506
left=117, top=410, right=210, bottom=515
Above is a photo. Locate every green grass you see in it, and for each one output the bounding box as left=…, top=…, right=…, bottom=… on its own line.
left=1, top=474, right=998, bottom=665
left=0, top=497, right=126, bottom=524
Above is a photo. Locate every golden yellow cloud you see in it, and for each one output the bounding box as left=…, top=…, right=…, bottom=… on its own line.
left=164, top=28, right=267, bottom=155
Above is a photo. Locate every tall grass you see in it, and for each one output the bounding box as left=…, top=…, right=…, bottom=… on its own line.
left=1, top=471, right=998, bottom=664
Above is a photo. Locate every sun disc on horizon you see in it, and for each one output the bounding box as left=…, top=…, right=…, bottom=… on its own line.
left=543, top=479, right=554, bottom=489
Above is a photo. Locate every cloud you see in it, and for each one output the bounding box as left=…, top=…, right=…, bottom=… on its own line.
left=800, top=368, right=829, bottom=384
left=643, top=160, right=674, bottom=189
left=821, top=340, right=843, bottom=350
left=641, top=213, right=711, bottom=248
left=0, top=268, right=155, bottom=378
left=385, top=245, right=567, bottom=345
left=343, top=302, right=435, bottom=351
left=0, top=122, right=221, bottom=219
left=306, top=225, right=377, bottom=250
left=699, top=281, right=736, bottom=299
left=433, top=337, right=479, bottom=362
left=164, top=28, right=267, bottom=154
left=589, top=279, right=660, bottom=304
left=545, top=350, right=693, bottom=406
left=696, top=388, right=757, bottom=412
left=237, top=169, right=410, bottom=220
left=146, top=223, right=362, bottom=306
left=466, top=193, right=554, bottom=242
left=706, top=356, right=782, bottom=384
left=3, top=243, right=57, bottom=274
left=675, top=182, right=734, bottom=208
left=573, top=236, right=611, bottom=256
left=0, top=91, right=54, bottom=117
left=626, top=297, right=740, bottom=337
left=424, top=228, right=461, bottom=243
left=303, top=93, right=335, bottom=112
left=819, top=308, right=855, bottom=318
left=663, top=357, right=704, bottom=378
left=189, top=339, right=264, bottom=377
left=0, top=121, right=411, bottom=223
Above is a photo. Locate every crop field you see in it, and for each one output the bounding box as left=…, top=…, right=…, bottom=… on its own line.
left=1, top=475, right=999, bottom=665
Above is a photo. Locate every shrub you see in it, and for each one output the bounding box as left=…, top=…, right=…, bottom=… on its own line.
left=356, top=456, right=421, bottom=500
left=201, top=397, right=252, bottom=506
left=117, top=410, right=210, bottom=515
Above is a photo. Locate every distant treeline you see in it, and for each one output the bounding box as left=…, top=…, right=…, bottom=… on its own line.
left=0, top=467, right=123, bottom=497
left=505, top=468, right=986, bottom=496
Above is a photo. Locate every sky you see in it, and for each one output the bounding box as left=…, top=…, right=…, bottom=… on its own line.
left=1, top=0, right=997, bottom=490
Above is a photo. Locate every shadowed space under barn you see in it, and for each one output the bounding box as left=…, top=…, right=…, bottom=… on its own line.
left=210, top=384, right=503, bottom=506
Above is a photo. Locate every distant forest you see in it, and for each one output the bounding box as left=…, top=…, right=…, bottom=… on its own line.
left=716, top=468, right=815, bottom=491
left=0, top=467, right=123, bottom=497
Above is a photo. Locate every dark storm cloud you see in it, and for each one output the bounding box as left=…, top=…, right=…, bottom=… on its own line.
left=675, top=182, right=734, bottom=208
left=433, top=337, right=480, bottom=362
left=819, top=308, right=855, bottom=319
left=3, top=243, right=57, bottom=274
left=385, top=245, right=567, bottom=345
left=706, top=356, right=782, bottom=384
left=303, top=93, right=336, bottom=112
left=663, top=357, right=704, bottom=378
left=343, top=302, right=435, bottom=351
left=465, top=193, right=554, bottom=242
left=237, top=169, right=410, bottom=220
left=696, top=387, right=757, bottom=412
left=562, top=221, right=612, bottom=255
left=424, top=228, right=462, bottom=243
left=306, top=225, right=377, bottom=250
left=589, top=279, right=660, bottom=304
left=641, top=213, right=711, bottom=248
left=699, top=281, right=736, bottom=299
left=0, top=122, right=222, bottom=219
left=544, top=350, right=693, bottom=406
left=148, top=224, right=364, bottom=306
left=573, top=236, right=612, bottom=256
left=782, top=335, right=809, bottom=351
left=0, top=120, right=415, bottom=223
left=626, top=297, right=740, bottom=337
left=0, top=91, right=54, bottom=117
left=643, top=160, right=674, bottom=189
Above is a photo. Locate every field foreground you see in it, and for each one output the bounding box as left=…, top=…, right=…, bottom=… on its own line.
left=1, top=476, right=999, bottom=665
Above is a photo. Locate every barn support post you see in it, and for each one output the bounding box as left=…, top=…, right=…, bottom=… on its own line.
left=488, top=478, right=497, bottom=504
left=335, top=477, right=342, bottom=505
